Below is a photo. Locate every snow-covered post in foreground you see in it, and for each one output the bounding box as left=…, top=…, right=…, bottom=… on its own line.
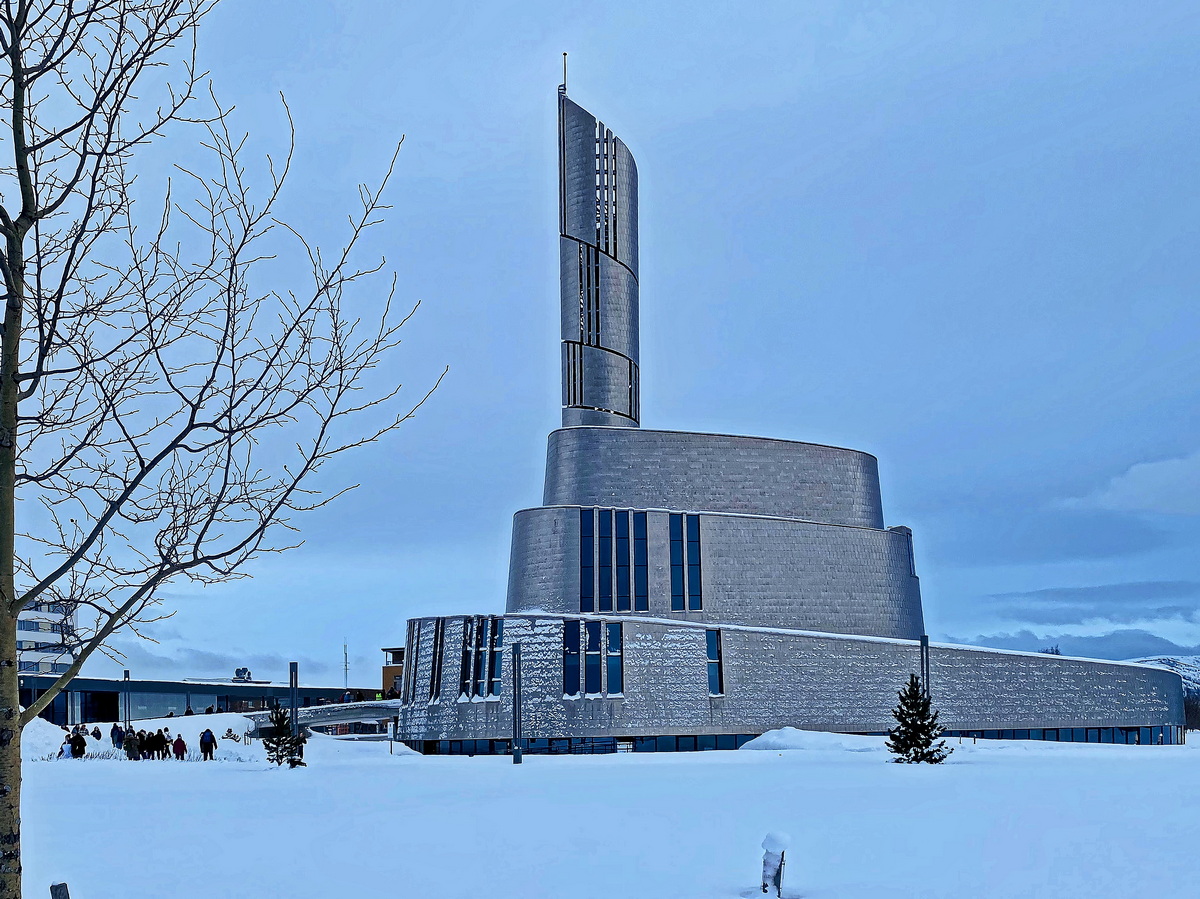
left=760, top=832, right=789, bottom=897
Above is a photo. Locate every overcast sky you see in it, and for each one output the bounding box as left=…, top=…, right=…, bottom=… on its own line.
left=84, top=0, right=1200, bottom=684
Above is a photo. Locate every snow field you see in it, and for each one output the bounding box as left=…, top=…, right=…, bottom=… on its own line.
left=20, top=729, right=1200, bottom=898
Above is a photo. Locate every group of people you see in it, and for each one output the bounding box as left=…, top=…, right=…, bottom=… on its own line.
left=56, top=724, right=97, bottom=758
left=109, top=723, right=220, bottom=761
left=56, top=722, right=220, bottom=761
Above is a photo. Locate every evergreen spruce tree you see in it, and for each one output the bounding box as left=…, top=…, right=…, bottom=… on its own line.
left=886, top=673, right=952, bottom=764
left=263, top=706, right=308, bottom=768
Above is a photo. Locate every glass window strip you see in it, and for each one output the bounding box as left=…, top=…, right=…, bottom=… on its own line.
left=706, top=629, right=724, bottom=696
left=429, top=618, right=445, bottom=701
left=686, top=514, right=703, bottom=611
left=598, top=510, right=613, bottom=612
left=670, top=513, right=685, bottom=611
left=616, top=511, right=631, bottom=611
left=633, top=511, right=648, bottom=611
left=606, top=622, right=623, bottom=695
left=563, top=619, right=581, bottom=696
left=584, top=620, right=602, bottom=694
left=459, top=618, right=474, bottom=698
left=580, top=508, right=594, bottom=612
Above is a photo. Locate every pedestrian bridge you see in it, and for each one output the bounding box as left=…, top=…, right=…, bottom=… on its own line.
left=244, top=699, right=403, bottom=735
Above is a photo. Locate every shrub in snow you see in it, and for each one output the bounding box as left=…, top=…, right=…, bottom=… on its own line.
left=885, top=673, right=951, bottom=764
left=263, top=706, right=307, bottom=768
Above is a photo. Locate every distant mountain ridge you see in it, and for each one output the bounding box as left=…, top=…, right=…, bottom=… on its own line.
left=1128, top=656, right=1200, bottom=696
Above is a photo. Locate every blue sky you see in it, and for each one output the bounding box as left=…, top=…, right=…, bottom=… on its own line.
left=87, top=0, right=1200, bottom=683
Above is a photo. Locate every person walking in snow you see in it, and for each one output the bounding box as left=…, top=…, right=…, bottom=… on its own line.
left=172, top=735, right=187, bottom=760
left=199, top=728, right=218, bottom=761
left=124, top=729, right=140, bottom=761
left=760, top=832, right=789, bottom=898
left=68, top=731, right=87, bottom=759
left=90, top=725, right=101, bottom=741
left=110, top=723, right=125, bottom=749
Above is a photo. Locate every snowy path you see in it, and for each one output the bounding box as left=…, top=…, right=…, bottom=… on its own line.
left=21, top=734, right=1199, bottom=898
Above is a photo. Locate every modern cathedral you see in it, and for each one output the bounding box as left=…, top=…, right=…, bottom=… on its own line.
left=393, top=86, right=1184, bottom=755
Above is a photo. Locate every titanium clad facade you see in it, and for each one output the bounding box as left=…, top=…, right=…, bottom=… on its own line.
left=543, top=427, right=885, bottom=527
left=393, top=87, right=1185, bottom=753
left=506, top=506, right=923, bottom=639
left=559, top=90, right=640, bottom=428
left=396, top=614, right=1184, bottom=744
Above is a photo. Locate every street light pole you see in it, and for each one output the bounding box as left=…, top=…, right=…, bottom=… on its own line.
left=288, top=661, right=299, bottom=737
left=511, top=642, right=523, bottom=765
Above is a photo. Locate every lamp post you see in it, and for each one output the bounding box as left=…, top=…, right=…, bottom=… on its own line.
left=122, top=669, right=131, bottom=730
left=511, top=642, right=523, bottom=765
left=288, top=661, right=299, bottom=737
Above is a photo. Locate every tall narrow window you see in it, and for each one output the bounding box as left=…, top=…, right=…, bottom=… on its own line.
left=616, top=511, right=631, bottom=612
left=606, top=622, right=623, bottom=695
left=633, top=512, right=648, bottom=611
left=402, top=620, right=418, bottom=703
left=687, top=515, right=703, bottom=611
left=706, top=629, right=724, bottom=696
left=473, top=617, right=489, bottom=697
left=598, top=510, right=613, bottom=612
left=429, top=618, right=445, bottom=701
left=459, top=617, right=474, bottom=698
left=563, top=620, right=581, bottom=697
left=669, top=513, right=685, bottom=611
left=584, top=620, right=602, bottom=694
left=488, top=619, right=504, bottom=696
left=580, top=509, right=595, bottom=612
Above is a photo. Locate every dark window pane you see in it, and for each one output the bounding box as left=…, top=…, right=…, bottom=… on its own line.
left=599, top=511, right=611, bottom=538
left=607, top=623, right=622, bottom=653
left=579, top=508, right=593, bottom=537
left=678, top=736, right=696, bottom=752
left=706, top=630, right=719, bottom=660
left=716, top=734, right=736, bottom=750
left=634, top=566, right=648, bottom=611
left=708, top=661, right=723, bottom=695
left=585, top=621, right=601, bottom=651
left=617, top=567, right=630, bottom=600
left=616, top=512, right=628, bottom=539
left=633, top=512, right=646, bottom=539
left=564, top=620, right=580, bottom=652
left=584, top=654, right=601, bottom=693
left=634, top=542, right=647, bottom=565
left=563, top=655, right=579, bottom=695
left=686, top=514, right=700, bottom=543
left=669, top=514, right=682, bottom=541
left=656, top=736, right=676, bottom=752
left=670, top=541, right=683, bottom=565
left=607, top=656, right=623, bottom=694
left=698, top=735, right=716, bottom=751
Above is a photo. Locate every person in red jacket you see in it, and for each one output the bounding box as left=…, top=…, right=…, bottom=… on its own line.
left=172, top=734, right=187, bottom=760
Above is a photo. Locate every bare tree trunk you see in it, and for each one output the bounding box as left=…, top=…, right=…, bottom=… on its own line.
left=0, top=617, right=20, bottom=898
left=0, top=4, right=437, bottom=895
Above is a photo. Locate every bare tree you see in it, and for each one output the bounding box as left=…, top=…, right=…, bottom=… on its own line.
left=0, top=2, right=439, bottom=893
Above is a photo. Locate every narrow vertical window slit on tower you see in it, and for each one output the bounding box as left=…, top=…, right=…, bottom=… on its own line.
left=579, top=508, right=594, bottom=612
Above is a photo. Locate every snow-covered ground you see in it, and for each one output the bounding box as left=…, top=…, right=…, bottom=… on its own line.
left=20, top=726, right=1200, bottom=897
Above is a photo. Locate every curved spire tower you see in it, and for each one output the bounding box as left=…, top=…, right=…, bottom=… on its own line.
left=558, top=85, right=640, bottom=428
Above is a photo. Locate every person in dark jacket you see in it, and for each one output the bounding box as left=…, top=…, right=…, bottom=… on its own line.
left=90, top=725, right=101, bottom=741
left=199, top=728, right=218, bottom=761
left=184, top=706, right=194, bottom=716
left=110, top=723, right=124, bottom=749
left=138, top=730, right=151, bottom=759
left=68, top=732, right=87, bottom=758
left=124, top=729, right=140, bottom=760
left=172, top=735, right=187, bottom=760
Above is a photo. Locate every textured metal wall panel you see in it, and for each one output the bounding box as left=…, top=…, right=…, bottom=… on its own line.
left=544, top=427, right=884, bottom=528
left=506, top=507, right=921, bottom=638
left=397, top=615, right=1185, bottom=743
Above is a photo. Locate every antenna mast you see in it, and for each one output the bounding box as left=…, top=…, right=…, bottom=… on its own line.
left=562, top=52, right=567, bottom=91
left=343, top=639, right=349, bottom=690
